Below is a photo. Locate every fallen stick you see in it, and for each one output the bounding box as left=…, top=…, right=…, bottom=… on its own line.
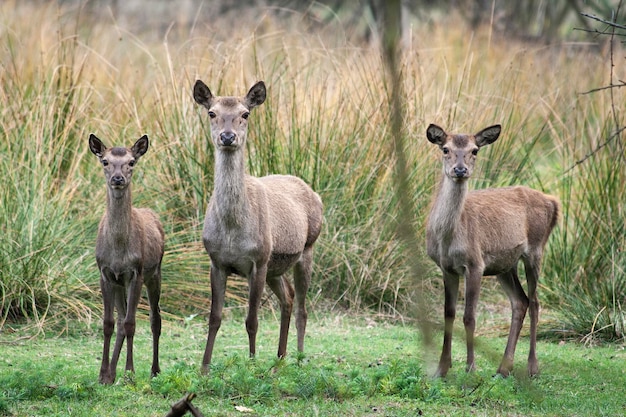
left=165, top=393, right=205, bottom=417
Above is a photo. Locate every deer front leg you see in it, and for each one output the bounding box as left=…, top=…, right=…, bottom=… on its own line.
left=246, top=263, right=268, bottom=359
left=99, top=275, right=115, bottom=384
left=109, top=285, right=128, bottom=382
left=122, top=272, right=143, bottom=376
left=496, top=268, right=529, bottom=376
left=435, top=271, right=460, bottom=377
left=267, top=275, right=295, bottom=358
left=463, top=268, right=482, bottom=373
left=202, top=265, right=227, bottom=374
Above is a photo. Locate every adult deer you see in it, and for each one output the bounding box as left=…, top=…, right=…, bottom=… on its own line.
left=425, top=124, right=559, bottom=377
left=193, top=80, right=323, bottom=373
left=89, top=134, right=164, bottom=384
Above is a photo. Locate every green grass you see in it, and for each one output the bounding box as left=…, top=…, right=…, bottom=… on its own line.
left=1, top=311, right=625, bottom=416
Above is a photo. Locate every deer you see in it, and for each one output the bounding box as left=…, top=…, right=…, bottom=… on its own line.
left=192, top=80, right=323, bottom=374
left=425, top=123, right=559, bottom=378
left=89, top=134, right=165, bottom=385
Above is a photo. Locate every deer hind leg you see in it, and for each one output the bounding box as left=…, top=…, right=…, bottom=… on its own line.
left=246, top=263, right=268, bottom=359
left=463, top=268, right=483, bottom=373
left=435, top=271, right=460, bottom=377
left=99, top=276, right=115, bottom=384
left=145, top=268, right=162, bottom=378
left=267, top=274, right=295, bottom=358
left=496, top=267, right=529, bottom=376
left=293, top=247, right=313, bottom=353
left=523, top=256, right=541, bottom=376
left=202, top=265, right=227, bottom=374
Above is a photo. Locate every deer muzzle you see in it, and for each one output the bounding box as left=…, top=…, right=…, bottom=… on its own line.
left=110, top=175, right=126, bottom=187
left=453, top=166, right=468, bottom=178
left=220, top=132, right=236, bottom=146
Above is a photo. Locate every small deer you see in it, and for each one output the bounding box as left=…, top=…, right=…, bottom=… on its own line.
left=89, top=134, right=164, bottom=384
left=425, top=124, right=559, bottom=378
left=193, top=80, right=323, bottom=373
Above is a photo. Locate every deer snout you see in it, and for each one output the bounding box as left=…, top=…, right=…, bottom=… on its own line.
left=220, top=131, right=236, bottom=146
left=453, top=166, right=468, bottom=178
left=110, top=175, right=126, bottom=187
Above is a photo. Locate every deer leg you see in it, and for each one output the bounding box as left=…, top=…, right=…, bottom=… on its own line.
left=202, top=265, right=227, bottom=374
left=109, top=285, right=127, bottom=382
left=267, top=275, right=294, bottom=358
left=294, top=247, right=313, bottom=352
left=145, top=268, right=162, bottom=378
left=122, top=273, right=143, bottom=376
left=524, top=257, right=541, bottom=376
left=496, top=268, right=529, bottom=376
left=463, top=268, right=483, bottom=373
left=246, top=263, right=268, bottom=359
left=99, top=276, right=115, bottom=384
left=435, top=271, right=460, bottom=377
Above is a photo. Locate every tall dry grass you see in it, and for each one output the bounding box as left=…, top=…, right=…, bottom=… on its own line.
left=0, top=1, right=624, bottom=340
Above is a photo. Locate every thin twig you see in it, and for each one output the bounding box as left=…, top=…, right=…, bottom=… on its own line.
left=581, top=80, right=626, bottom=95
left=564, top=126, right=626, bottom=174
left=573, top=27, right=626, bottom=37
left=580, top=12, right=626, bottom=30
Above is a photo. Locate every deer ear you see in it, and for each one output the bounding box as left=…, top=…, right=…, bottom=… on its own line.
left=89, top=134, right=106, bottom=157
left=244, top=81, right=266, bottom=109
left=132, top=135, right=150, bottom=158
left=426, top=124, right=447, bottom=146
left=475, top=124, right=501, bottom=147
left=193, top=80, right=214, bottom=109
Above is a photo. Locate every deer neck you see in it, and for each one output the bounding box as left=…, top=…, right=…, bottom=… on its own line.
left=105, top=186, right=133, bottom=244
left=213, top=149, right=250, bottom=226
left=429, top=174, right=468, bottom=242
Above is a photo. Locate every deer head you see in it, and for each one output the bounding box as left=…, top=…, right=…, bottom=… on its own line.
left=426, top=124, right=501, bottom=182
left=193, top=80, right=266, bottom=150
left=89, top=134, right=149, bottom=197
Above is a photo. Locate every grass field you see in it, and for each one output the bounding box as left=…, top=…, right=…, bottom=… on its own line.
left=2, top=309, right=626, bottom=416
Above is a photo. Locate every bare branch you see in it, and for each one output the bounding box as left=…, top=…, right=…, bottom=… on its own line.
left=564, top=126, right=626, bottom=174
left=581, top=80, right=626, bottom=95
left=573, top=27, right=626, bottom=37
left=580, top=12, right=626, bottom=30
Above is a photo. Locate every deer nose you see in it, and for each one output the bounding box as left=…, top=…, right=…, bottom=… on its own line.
left=111, top=175, right=125, bottom=186
left=453, top=167, right=467, bottom=177
left=220, top=132, right=236, bottom=146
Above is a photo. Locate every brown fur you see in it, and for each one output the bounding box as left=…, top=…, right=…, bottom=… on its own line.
left=89, top=134, right=164, bottom=384
left=425, top=124, right=559, bottom=377
left=193, top=80, right=323, bottom=373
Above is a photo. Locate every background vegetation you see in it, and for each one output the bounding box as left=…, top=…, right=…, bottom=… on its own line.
left=1, top=0, right=625, bottom=346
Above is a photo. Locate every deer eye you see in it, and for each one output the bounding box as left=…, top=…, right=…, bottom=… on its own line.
left=129, top=159, right=136, bottom=167
left=442, top=147, right=449, bottom=155
left=472, top=148, right=479, bottom=156
left=208, top=111, right=216, bottom=119
left=242, top=112, right=250, bottom=120
left=101, top=159, right=109, bottom=167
